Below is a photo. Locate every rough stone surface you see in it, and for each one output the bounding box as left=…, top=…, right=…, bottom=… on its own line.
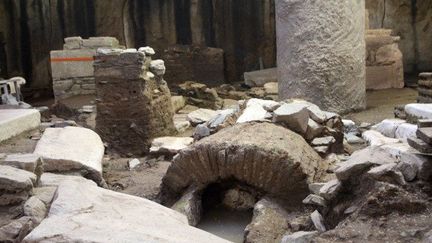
left=273, top=103, right=310, bottom=134
left=302, top=194, right=326, bottom=207
left=34, top=127, right=104, bottom=184
left=1, top=154, right=40, bottom=173
left=319, top=179, right=342, bottom=201
left=244, top=198, right=289, bottom=243
left=23, top=196, right=47, bottom=223
left=150, top=137, right=194, bottom=155
left=276, top=0, right=366, bottom=113
left=311, top=210, right=326, bottom=232
left=161, top=122, right=323, bottom=204
left=0, top=165, right=36, bottom=192
left=0, top=109, right=41, bottom=143
left=362, top=130, right=400, bottom=146
left=95, top=48, right=175, bottom=156
left=23, top=180, right=229, bottom=243
left=172, top=187, right=202, bottom=226
left=281, top=231, right=319, bottom=243
left=405, top=104, right=432, bottom=120
left=187, top=109, right=219, bottom=126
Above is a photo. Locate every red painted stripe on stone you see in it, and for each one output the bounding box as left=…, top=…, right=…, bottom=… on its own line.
left=50, top=57, right=94, bottom=62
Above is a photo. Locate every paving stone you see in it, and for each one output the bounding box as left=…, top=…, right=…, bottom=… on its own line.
left=417, top=127, right=432, bottom=144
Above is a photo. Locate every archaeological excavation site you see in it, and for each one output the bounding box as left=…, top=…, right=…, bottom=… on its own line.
left=1, top=0, right=432, bottom=242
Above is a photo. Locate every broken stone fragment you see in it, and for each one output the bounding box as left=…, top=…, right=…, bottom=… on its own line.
left=244, top=198, right=289, bottom=243
left=149, top=59, right=166, bottom=76
left=128, top=158, right=141, bottom=170
left=273, top=103, right=310, bottom=134
left=372, top=119, right=405, bottom=138
left=222, top=187, right=256, bottom=210
left=23, top=196, right=47, bottom=224
left=305, top=119, right=324, bottom=141
left=362, top=130, right=400, bottom=146
left=335, top=149, right=381, bottom=181
left=171, top=96, right=186, bottom=112
left=311, top=136, right=336, bottom=147
left=207, top=108, right=237, bottom=130
left=396, top=160, right=418, bottom=182
left=33, top=187, right=57, bottom=206
left=1, top=153, right=40, bottom=173
left=319, top=179, right=342, bottom=201
left=367, top=163, right=406, bottom=185
left=171, top=187, right=202, bottom=226
left=0, top=216, right=34, bottom=243
left=407, top=137, right=432, bottom=154
left=187, top=109, right=219, bottom=126
left=138, top=46, right=155, bottom=56
left=310, top=210, right=326, bottom=232
left=308, top=183, right=326, bottom=195
left=193, top=124, right=211, bottom=140
left=281, top=231, right=319, bottom=243
left=150, top=137, right=194, bottom=155
left=0, top=165, right=36, bottom=192
left=263, top=82, right=278, bottom=95
left=237, top=103, right=268, bottom=123
left=302, top=194, right=327, bottom=207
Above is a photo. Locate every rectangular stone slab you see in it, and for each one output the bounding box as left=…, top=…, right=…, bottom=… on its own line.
left=0, top=109, right=41, bottom=142
left=417, top=128, right=432, bottom=145
left=418, top=119, right=432, bottom=128
left=408, top=137, right=432, bottom=154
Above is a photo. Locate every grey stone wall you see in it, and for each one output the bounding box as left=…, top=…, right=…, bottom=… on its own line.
left=50, top=37, right=120, bottom=101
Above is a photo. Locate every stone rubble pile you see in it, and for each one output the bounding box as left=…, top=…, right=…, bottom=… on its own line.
left=417, top=73, right=432, bottom=103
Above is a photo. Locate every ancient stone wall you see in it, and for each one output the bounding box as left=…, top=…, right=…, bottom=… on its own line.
left=366, top=29, right=404, bottom=90
left=417, top=73, right=432, bottom=103
left=50, top=37, right=121, bottom=101
left=0, top=0, right=275, bottom=89
left=94, top=47, right=175, bottom=156
left=276, top=0, right=366, bottom=113
left=162, top=45, right=224, bottom=88
left=366, top=0, right=432, bottom=73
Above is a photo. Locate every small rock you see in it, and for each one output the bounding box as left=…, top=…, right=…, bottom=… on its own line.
left=193, top=124, right=211, bottom=140
left=237, top=103, right=268, bottom=123
left=208, top=109, right=237, bottom=130
left=367, top=163, right=406, bottom=185
left=305, top=119, right=324, bottom=141
left=342, top=119, right=356, bottom=133
left=396, top=160, right=418, bottom=182
left=187, top=109, right=219, bottom=126
left=0, top=165, right=36, bottom=191
left=362, top=130, right=400, bottom=146
left=281, top=231, right=319, bottom=243
left=23, top=196, right=47, bottom=223
left=273, top=103, right=310, bottom=134
left=345, top=133, right=365, bottom=144
left=171, top=96, right=186, bottom=112
left=172, top=187, right=202, bottom=226
left=319, top=179, right=342, bottom=200
left=308, top=183, right=326, bottom=195
left=302, top=194, right=326, bottom=207
left=150, top=137, right=194, bottom=155
left=310, top=210, right=326, bottom=232
left=81, top=105, right=94, bottom=113
left=149, top=59, right=166, bottom=76
left=138, top=46, right=155, bottom=56
left=311, top=136, right=336, bottom=147
left=128, top=159, right=141, bottom=170
left=372, top=119, right=405, bottom=138
left=263, top=82, right=278, bottom=95
left=222, top=188, right=256, bottom=210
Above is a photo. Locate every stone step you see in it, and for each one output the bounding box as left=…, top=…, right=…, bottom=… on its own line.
left=408, top=137, right=432, bottom=154
left=418, top=119, right=432, bottom=128
left=417, top=127, right=432, bottom=144
left=0, top=109, right=41, bottom=142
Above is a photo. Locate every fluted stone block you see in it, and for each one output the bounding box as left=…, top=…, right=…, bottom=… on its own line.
left=276, top=0, right=366, bottom=113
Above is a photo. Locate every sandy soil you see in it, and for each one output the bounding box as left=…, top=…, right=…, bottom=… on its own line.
left=345, top=88, right=417, bottom=124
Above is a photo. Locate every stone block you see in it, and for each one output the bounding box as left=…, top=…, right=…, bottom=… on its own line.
left=0, top=109, right=41, bottom=142
left=34, top=127, right=104, bottom=184
left=244, top=68, right=277, bottom=87
left=50, top=49, right=96, bottom=79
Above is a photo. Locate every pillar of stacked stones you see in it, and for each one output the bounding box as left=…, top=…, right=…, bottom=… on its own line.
left=94, top=48, right=176, bottom=156
left=276, top=0, right=366, bottom=113
left=418, top=73, right=432, bottom=103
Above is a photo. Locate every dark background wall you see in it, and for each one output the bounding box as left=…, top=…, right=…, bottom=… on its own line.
left=0, top=0, right=430, bottom=93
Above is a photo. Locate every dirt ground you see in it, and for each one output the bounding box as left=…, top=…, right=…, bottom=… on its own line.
left=345, top=88, right=417, bottom=124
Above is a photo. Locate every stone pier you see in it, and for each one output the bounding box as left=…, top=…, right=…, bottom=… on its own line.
left=94, top=48, right=175, bottom=156
left=276, top=0, right=366, bottom=113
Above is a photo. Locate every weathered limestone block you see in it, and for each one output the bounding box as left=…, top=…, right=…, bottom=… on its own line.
left=51, top=37, right=122, bottom=101
left=0, top=109, right=41, bottom=143
left=95, top=48, right=175, bottom=156
left=276, top=0, right=366, bottom=113
left=366, top=29, right=404, bottom=90
left=161, top=122, right=323, bottom=204
left=23, top=180, right=230, bottom=243
left=34, top=127, right=104, bottom=184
